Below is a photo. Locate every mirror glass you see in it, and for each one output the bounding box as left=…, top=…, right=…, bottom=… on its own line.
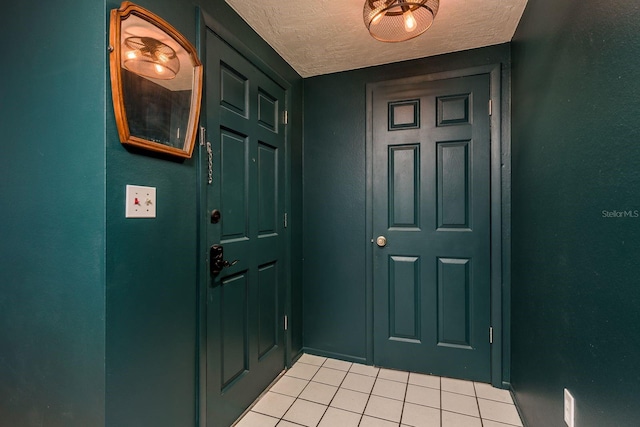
left=110, top=2, right=202, bottom=158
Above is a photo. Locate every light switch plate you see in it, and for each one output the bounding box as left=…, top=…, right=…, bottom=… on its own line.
left=125, top=185, right=156, bottom=218
left=564, top=388, right=575, bottom=427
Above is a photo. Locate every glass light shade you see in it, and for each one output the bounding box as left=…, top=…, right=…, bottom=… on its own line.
left=363, top=0, right=440, bottom=42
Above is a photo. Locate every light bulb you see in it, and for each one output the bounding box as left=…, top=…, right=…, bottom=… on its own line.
left=154, top=64, right=165, bottom=74
left=403, top=9, right=417, bottom=32
left=126, top=50, right=137, bottom=60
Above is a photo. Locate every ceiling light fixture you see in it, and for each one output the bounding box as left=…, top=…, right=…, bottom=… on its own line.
left=122, top=36, right=180, bottom=79
left=364, top=0, right=440, bottom=43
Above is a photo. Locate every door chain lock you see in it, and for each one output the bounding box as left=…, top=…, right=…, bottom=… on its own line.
left=206, top=141, right=213, bottom=185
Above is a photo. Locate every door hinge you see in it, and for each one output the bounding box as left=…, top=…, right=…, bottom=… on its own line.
left=284, top=213, right=288, bottom=228
left=283, top=110, right=288, bottom=125
left=284, top=315, right=288, bottom=331
left=488, top=100, right=493, bottom=116
left=199, top=126, right=206, bottom=146
left=489, top=327, right=494, bottom=344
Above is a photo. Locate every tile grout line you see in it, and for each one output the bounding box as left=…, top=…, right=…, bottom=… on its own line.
left=307, top=358, right=332, bottom=427
left=355, top=363, right=379, bottom=426
left=473, top=381, right=483, bottom=427
left=314, top=357, right=353, bottom=427
left=291, top=363, right=402, bottom=425
left=276, top=357, right=324, bottom=426
left=238, top=356, right=523, bottom=427
left=400, top=372, right=408, bottom=427
left=439, top=375, right=443, bottom=427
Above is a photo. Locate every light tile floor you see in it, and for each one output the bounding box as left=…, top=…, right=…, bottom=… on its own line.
left=234, top=354, right=523, bottom=427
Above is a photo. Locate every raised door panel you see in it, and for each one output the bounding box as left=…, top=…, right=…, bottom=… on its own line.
left=257, top=263, right=278, bottom=359
left=389, top=145, right=420, bottom=229
left=220, top=63, right=248, bottom=117
left=437, top=94, right=470, bottom=127
left=437, top=258, right=471, bottom=348
left=389, top=256, right=421, bottom=341
left=220, top=131, right=248, bottom=242
left=257, top=89, right=278, bottom=132
left=257, top=143, right=277, bottom=236
left=221, top=272, right=249, bottom=390
left=437, top=141, right=471, bottom=230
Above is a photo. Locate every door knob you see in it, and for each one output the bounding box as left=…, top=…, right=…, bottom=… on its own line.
left=376, top=236, right=387, bottom=247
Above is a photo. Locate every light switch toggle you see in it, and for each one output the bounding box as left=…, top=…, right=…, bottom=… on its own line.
left=126, top=185, right=156, bottom=218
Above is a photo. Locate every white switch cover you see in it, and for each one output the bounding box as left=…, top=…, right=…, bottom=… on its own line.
left=564, top=388, right=575, bottom=427
left=125, top=185, right=156, bottom=218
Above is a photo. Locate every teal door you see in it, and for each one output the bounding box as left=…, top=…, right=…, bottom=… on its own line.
left=203, top=31, right=286, bottom=427
left=371, top=74, right=492, bottom=382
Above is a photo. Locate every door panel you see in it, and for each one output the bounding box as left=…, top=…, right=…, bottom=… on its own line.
left=258, top=143, right=277, bottom=235
left=205, top=30, right=286, bottom=427
left=389, top=255, right=420, bottom=340
left=220, top=272, right=249, bottom=388
left=437, top=141, right=470, bottom=228
left=220, top=130, right=248, bottom=240
left=372, top=74, right=491, bottom=382
left=437, top=257, right=471, bottom=347
left=258, top=262, right=278, bottom=358
left=220, top=64, right=248, bottom=115
left=389, top=144, right=420, bottom=228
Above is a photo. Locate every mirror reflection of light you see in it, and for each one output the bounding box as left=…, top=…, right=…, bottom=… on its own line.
left=126, top=51, right=138, bottom=59
left=157, top=53, right=169, bottom=63
left=154, top=64, right=165, bottom=74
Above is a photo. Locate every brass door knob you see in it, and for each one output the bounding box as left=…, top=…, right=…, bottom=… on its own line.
left=376, top=236, right=387, bottom=247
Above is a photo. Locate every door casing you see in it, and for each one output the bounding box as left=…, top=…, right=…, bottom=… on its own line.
left=366, top=64, right=510, bottom=388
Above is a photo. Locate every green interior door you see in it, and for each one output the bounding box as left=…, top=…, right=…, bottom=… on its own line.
left=204, top=31, right=286, bottom=427
left=371, top=73, right=492, bottom=382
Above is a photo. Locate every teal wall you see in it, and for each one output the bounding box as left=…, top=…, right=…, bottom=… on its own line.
left=105, top=1, right=303, bottom=426
left=511, top=0, right=640, bottom=425
left=1, top=0, right=302, bottom=426
left=0, top=1, right=107, bottom=426
left=302, top=45, right=510, bottom=363
left=105, top=0, right=200, bottom=423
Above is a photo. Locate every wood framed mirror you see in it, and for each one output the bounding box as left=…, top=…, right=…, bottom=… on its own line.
left=109, top=2, right=203, bottom=158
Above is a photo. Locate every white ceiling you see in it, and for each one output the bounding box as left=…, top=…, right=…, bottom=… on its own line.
left=225, top=0, right=528, bottom=78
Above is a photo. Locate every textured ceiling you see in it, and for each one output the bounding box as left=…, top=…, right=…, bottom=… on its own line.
left=225, top=0, right=528, bottom=78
